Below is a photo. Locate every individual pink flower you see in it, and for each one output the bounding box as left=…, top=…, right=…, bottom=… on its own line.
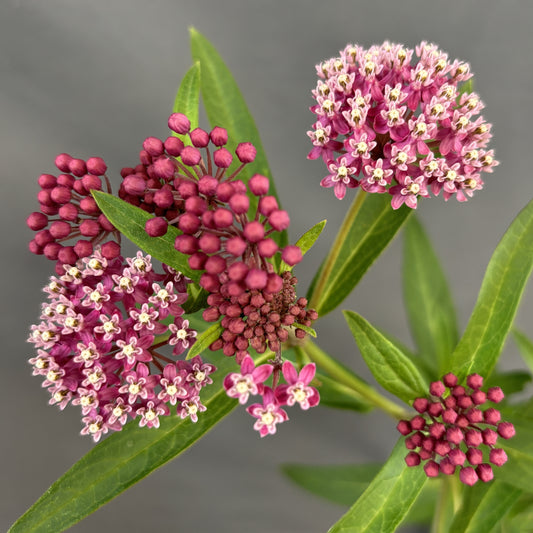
left=246, top=387, right=288, bottom=437
left=224, top=354, right=274, bottom=404
left=275, top=361, right=320, bottom=410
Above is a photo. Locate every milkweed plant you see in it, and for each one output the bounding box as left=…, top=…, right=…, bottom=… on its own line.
left=11, top=29, right=533, bottom=533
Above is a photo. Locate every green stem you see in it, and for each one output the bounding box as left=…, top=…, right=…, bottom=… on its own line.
left=431, top=475, right=462, bottom=533
left=309, top=189, right=367, bottom=311
left=303, top=339, right=408, bottom=419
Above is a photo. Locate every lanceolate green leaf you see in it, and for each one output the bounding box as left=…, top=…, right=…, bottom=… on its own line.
left=281, top=220, right=327, bottom=272
left=511, top=328, right=533, bottom=374
left=449, top=481, right=522, bottom=533
left=448, top=197, right=533, bottom=381
left=8, top=350, right=243, bottom=533
left=403, top=215, right=458, bottom=374
left=172, top=61, right=201, bottom=144
left=308, top=191, right=412, bottom=317
left=328, top=440, right=427, bottom=533
left=343, top=311, right=427, bottom=404
left=315, top=373, right=373, bottom=413
left=189, top=28, right=287, bottom=249
left=92, top=191, right=199, bottom=282
left=186, top=321, right=223, bottom=359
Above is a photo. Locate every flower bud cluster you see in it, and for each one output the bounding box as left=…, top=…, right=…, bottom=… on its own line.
left=223, top=355, right=319, bottom=436
left=397, top=373, right=515, bottom=485
left=27, top=154, right=120, bottom=274
left=28, top=249, right=215, bottom=441
left=309, top=41, right=498, bottom=208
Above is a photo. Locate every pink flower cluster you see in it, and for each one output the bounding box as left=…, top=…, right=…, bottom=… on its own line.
left=224, top=355, right=319, bottom=436
left=397, top=373, right=515, bottom=485
left=118, top=113, right=318, bottom=357
left=28, top=249, right=215, bottom=441
left=308, top=41, right=498, bottom=208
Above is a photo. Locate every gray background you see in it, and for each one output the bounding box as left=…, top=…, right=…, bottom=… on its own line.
left=2, top=1, right=533, bottom=532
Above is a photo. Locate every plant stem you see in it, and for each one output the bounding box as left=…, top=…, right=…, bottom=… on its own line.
left=303, top=339, right=408, bottom=419
left=308, top=189, right=367, bottom=311
left=431, top=475, right=462, bottom=533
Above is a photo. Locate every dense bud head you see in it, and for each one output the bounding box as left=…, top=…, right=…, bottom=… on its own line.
left=198, top=233, right=221, bottom=253
left=465, top=429, right=483, bottom=447
left=497, top=422, right=516, bottom=439
left=190, top=128, right=209, bottom=148
left=174, top=234, right=198, bottom=254
left=257, top=238, right=278, bottom=258
left=72, top=180, right=87, bottom=195
left=57, top=173, right=75, bottom=188
left=249, top=174, right=270, bottom=196
left=487, top=387, right=504, bottom=403
left=210, top=126, right=228, bottom=146
left=205, top=255, right=227, bottom=275
left=153, top=157, right=176, bottom=180
left=55, top=153, right=72, bottom=172
left=216, top=182, right=235, bottom=202
left=180, top=146, right=202, bottom=166
left=178, top=213, right=201, bottom=234
left=449, top=448, right=466, bottom=466
left=397, top=420, right=411, bottom=435
left=245, top=268, right=267, bottom=290
left=410, top=415, right=426, bottom=430
left=243, top=221, right=265, bottom=243
left=153, top=187, right=174, bottom=209
left=429, top=381, right=446, bottom=397
left=446, top=426, right=464, bottom=445
left=229, top=193, right=250, bottom=214
left=439, top=458, right=456, bottom=475
left=81, top=174, right=102, bottom=192
left=460, top=466, right=478, bottom=486
left=413, top=397, right=428, bottom=413
left=200, top=273, right=220, bottom=292
left=282, top=245, right=302, bottom=266
left=471, top=390, right=487, bottom=405
left=428, top=402, right=443, bottom=417
left=202, top=307, right=220, bottom=322
left=257, top=196, right=278, bottom=217
left=268, top=209, right=290, bottom=231
left=228, top=261, right=249, bottom=281
left=484, top=407, right=501, bottom=425
left=482, top=428, right=498, bottom=446
left=476, top=464, right=494, bottom=482
left=178, top=180, right=198, bottom=198
left=143, top=137, right=164, bottom=156
left=434, top=440, right=451, bottom=456
left=86, top=157, right=107, bottom=176
left=42, top=242, right=60, bottom=259
left=457, top=395, right=473, bottom=409
left=69, top=158, right=87, bottom=177
left=185, top=196, right=208, bottom=215
left=98, top=214, right=114, bottom=232
left=139, top=150, right=152, bottom=166
left=213, top=148, right=233, bottom=168
left=100, top=241, right=120, bottom=259
left=79, top=219, right=101, bottom=237
left=452, top=385, right=466, bottom=397
left=198, top=176, right=218, bottom=196
left=164, top=136, right=184, bottom=156
left=489, top=448, right=507, bottom=467
left=188, top=252, right=208, bottom=270
left=467, top=373, right=484, bottom=390
left=27, top=212, right=48, bottom=231
left=50, top=186, right=72, bottom=204
left=235, top=142, right=257, bottom=163
left=466, top=408, right=483, bottom=424
left=443, top=373, right=458, bottom=387
left=123, top=175, right=147, bottom=196
left=405, top=452, right=421, bottom=467
left=424, top=460, right=439, bottom=477
left=265, top=273, right=283, bottom=293
left=429, top=422, right=445, bottom=440
left=145, top=217, right=168, bottom=237
left=49, top=221, right=71, bottom=239
left=226, top=236, right=248, bottom=256
left=73, top=240, right=93, bottom=258
left=58, top=246, right=77, bottom=265
left=466, top=448, right=483, bottom=465
left=213, top=208, right=234, bottom=228
left=80, top=197, right=99, bottom=216
left=38, top=173, right=57, bottom=189
left=168, top=113, right=191, bottom=134
left=35, top=230, right=53, bottom=247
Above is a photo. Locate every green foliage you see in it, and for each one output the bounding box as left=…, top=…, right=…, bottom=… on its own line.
left=281, top=219, right=327, bottom=272
left=308, top=192, right=412, bottom=317
left=92, top=191, right=199, bottom=281
left=328, top=440, right=428, bottom=533
left=448, top=197, right=533, bottom=381
left=315, top=373, right=373, bottom=413
left=343, top=311, right=428, bottom=404
left=186, top=321, right=223, bottom=359
left=512, top=328, right=533, bottom=374
left=403, top=215, right=458, bottom=375
left=171, top=61, right=201, bottom=144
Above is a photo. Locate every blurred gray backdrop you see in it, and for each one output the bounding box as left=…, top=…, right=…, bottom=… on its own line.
left=2, top=1, right=533, bottom=532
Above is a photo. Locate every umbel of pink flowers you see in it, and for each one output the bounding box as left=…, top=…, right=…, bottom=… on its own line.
left=26, top=113, right=319, bottom=440
left=308, top=41, right=499, bottom=208
left=397, top=373, right=515, bottom=486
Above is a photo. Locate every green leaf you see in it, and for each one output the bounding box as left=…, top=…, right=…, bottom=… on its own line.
left=8, top=350, right=241, bottom=533
left=328, top=440, right=428, bottom=533
left=308, top=191, right=412, bottom=317
left=315, top=372, right=373, bottom=413
left=403, top=215, right=458, bottom=374
left=186, top=321, right=223, bottom=359
left=293, top=323, right=317, bottom=338
left=172, top=61, right=201, bottom=144
left=343, top=311, right=427, bottom=404
left=449, top=481, right=522, bottom=533
left=189, top=28, right=287, bottom=250
left=92, top=191, right=200, bottom=282
left=281, top=220, right=327, bottom=272
left=485, top=370, right=532, bottom=398
left=502, top=495, right=533, bottom=533
left=182, top=284, right=209, bottom=314
left=512, top=328, right=533, bottom=374
left=448, top=197, right=533, bottom=381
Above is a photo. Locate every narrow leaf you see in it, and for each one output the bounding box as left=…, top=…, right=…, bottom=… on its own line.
left=308, top=191, right=412, bottom=317
left=448, top=197, right=533, bottom=381
left=315, top=373, right=373, bottom=413
left=293, top=323, right=317, bottom=338
left=281, top=220, right=327, bottom=272
left=485, top=370, right=532, bottom=398
left=403, top=215, right=458, bottom=373
left=187, top=321, right=223, bottom=359
left=172, top=61, right=201, bottom=143
left=449, top=481, right=522, bottom=533
left=182, top=284, right=209, bottom=315
left=328, top=440, right=428, bottom=533
left=189, top=28, right=287, bottom=249
left=8, top=350, right=241, bottom=533
left=343, top=311, right=427, bottom=404
left=511, top=328, right=533, bottom=374
left=92, top=191, right=199, bottom=282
